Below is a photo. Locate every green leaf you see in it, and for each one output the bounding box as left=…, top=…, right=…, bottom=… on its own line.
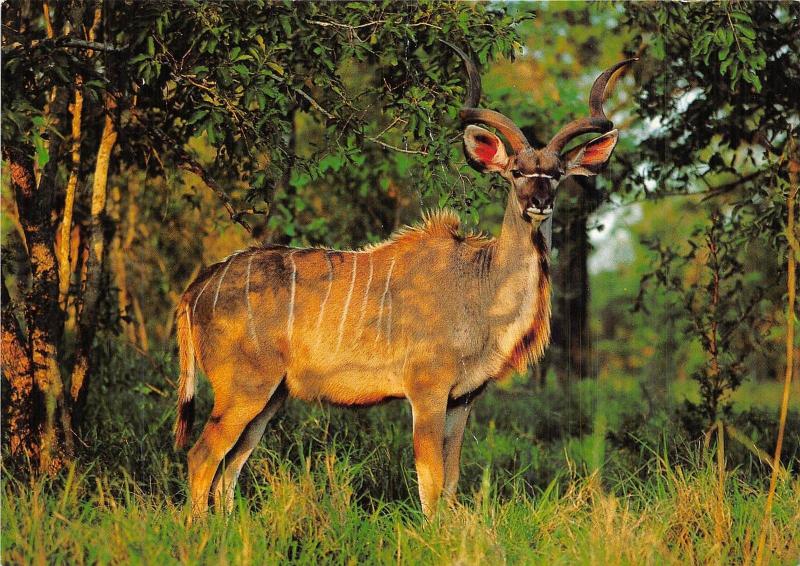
left=720, top=57, right=733, bottom=76
left=319, top=153, right=344, bottom=173
left=750, top=73, right=762, bottom=92
left=723, top=29, right=734, bottom=48
left=33, top=133, right=49, bottom=167
left=266, top=61, right=284, bottom=76
left=730, top=11, right=752, bottom=24
left=290, top=172, right=311, bottom=188
left=738, top=25, right=756, bottom=40
left=186, top=109, right=209, bottom=125
left=232, top=64, right=250, bottom=78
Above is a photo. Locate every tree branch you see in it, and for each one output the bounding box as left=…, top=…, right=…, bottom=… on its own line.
left=63, top=39, right=124, bottom=52
left=293, top=87, right=336, bottom=120
left=3, top=37, right=127, bottom=55
left=699, top=170, right=764, bottom=201
left=175, top=151, right=255, bottom=234
left=366, top=136, right=429, bottom=155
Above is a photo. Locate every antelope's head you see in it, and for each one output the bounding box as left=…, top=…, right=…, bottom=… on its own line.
left=451, top=44, right=635, bottom=226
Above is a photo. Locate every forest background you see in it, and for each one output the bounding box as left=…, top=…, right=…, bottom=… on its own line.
left=2, top=1, right=799, bottom=564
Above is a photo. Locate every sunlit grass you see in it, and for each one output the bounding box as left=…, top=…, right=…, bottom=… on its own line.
left=3, top=449, right=798, bottom=565
left=3, top=348, right=798, bottom=564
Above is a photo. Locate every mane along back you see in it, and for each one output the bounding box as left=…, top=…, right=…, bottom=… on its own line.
left=363, top=209, right=493, bottom=252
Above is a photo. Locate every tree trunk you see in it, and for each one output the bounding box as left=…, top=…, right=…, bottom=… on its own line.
left=4, top=145, right=71, bottom=473
left=109, top=185, right=134, bottom=343
left=69, top=98, right=118, bottom=418
left=131, top=294, right=150, bottom=351
left=551, top=176, right=602, bottom=384
left=1, top=275, right=36, bottom=462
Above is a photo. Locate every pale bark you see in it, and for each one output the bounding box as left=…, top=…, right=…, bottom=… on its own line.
left=131, top=295, right=149, bottom=352
left=57, top=80, right=84, bottom=309
left=42, top=2, right=55, bottom=39
left=69, top=99, right=118, bottom=410
left=109, top=185, right=137, bottom=345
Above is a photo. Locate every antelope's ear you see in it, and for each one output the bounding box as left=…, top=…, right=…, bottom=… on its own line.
left=563, top=129, right=619, bottom=177
left=463, top=125, right=510, bottom=173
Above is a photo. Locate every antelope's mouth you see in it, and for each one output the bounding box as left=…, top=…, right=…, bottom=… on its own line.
left=523, top=205, right=553, bottom=221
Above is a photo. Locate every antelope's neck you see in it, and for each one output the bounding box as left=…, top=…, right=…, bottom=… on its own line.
left=493, top=194, right=547, bottom=279
left=483, top=194, right=551, bottom=376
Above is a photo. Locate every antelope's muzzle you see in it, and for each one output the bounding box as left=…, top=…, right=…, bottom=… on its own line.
left=521, top=176, right=554, bottom=221
left=524, top=205, right=553, bottom=221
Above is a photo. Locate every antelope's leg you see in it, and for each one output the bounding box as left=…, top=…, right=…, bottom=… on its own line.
left=187, top=387, right=274, bottom=518
left=442, top=396, right=475, bottom=503
left=211, top=380, right=289, bottom=513
left=410, top=395, right=448, bottom=517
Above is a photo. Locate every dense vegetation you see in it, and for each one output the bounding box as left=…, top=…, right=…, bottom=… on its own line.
left=3, top=353, right=799, bottom=563
left=2, top=1, right=798, bottom=564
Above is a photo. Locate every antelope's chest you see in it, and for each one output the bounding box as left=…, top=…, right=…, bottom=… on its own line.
left=452, top=257, right=550, bottom=397
left=492, top=260, right=542, bottom=361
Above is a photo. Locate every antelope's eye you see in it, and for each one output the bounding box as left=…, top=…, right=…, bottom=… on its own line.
left=511, top=170, right=523, bottom=179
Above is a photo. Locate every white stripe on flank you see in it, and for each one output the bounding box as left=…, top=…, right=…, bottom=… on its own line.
left=314, top=252, right=334, bottom=337
left=355, top=252, right=374, bottom=339
left=336, top=254, right=358, bottom=351
left=245, top=254, right=260, bottom=349
left=287, top=252, right=297, bottom=344
left=192, top=268, right=216, bottom=318
left=374, top=256, right=396, bottom=344
left=213, top=252, right=239, bottom=314
left=385, top=285, right=393, bottom=345
left=184, top=310, right=195, bottom=399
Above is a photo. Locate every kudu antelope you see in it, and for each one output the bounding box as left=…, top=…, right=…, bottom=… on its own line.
left=174, top=46, right=635, bottom=517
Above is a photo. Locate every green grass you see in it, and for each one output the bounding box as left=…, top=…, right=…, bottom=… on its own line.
left=3, top=448, right=799, bottom=565
left=2, top=345, right=799, bottom=564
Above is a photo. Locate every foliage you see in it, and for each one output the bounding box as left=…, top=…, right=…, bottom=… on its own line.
left=621, top=1, right=799, bottom=198
left=615, top=1, right=799, bottom=421
left=638, top=212, right=767, bottom=424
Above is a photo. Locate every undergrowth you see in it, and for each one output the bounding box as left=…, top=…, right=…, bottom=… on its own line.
left=2, top=342, right=799, bottom=564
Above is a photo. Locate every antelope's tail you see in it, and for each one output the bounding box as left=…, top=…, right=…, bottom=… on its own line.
left=174, top=302, right=196, bottom=450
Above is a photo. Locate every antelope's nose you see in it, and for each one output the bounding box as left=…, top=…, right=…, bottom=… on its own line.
left=530, top=193, right=553, bottom=211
